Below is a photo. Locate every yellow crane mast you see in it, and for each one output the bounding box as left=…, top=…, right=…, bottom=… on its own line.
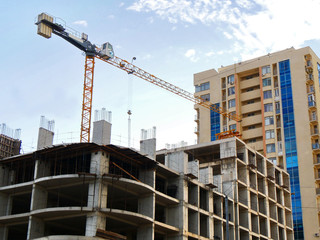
left=36, top=13, right=241, bottom=143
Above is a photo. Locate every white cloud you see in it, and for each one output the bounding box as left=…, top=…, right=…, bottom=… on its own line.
left=73, top=20, right=88, bottom=27
left=205, top=51, right=215, bottom=57
left=119, top=2, right=125, bottom=7
left=171, top=26, right=177, bottom=31
left=148, top=17, right=154, bottom=23
left=128, top=0, right=320, bottom=60
left=142, top=54, right=152, bottom=60
left=184, top=49, right=199, bottom=62
left=223, top=31, right=233, bottom=40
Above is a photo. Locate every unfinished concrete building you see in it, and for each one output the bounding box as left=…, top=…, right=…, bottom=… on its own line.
left=0, top=137, right=293, bottom=240
left=0, top=124, right=21, bottom=159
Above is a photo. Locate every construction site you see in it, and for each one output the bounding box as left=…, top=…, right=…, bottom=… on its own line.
left=0, top=116, right=294, bottom=240
left=0, top=12, right=295, bottom=240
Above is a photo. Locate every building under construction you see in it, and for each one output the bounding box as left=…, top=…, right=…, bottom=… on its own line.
left=0, top=124, right=21, bottom=159
left=0, top=134, right=293, bottom=240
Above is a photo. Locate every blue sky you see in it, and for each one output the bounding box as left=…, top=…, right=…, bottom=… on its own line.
left=1, top=0, right=320, bottom=152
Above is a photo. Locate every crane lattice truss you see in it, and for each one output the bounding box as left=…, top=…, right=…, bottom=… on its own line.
left=98, top=56, right=241, bottom=122
left=36, top=12, right=241, bottom=143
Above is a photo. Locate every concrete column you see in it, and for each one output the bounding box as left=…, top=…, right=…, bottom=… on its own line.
left=0, top=193, right=9, bottom=216
left=90, top=151, right=109, bottom=175
left=140, top=169, right=155, bottom=188
left=140, top=138, right=156, bottom=159
left=0, top=164, right=10, bottom=186
left=37, top=127, right=54, bottom=150
left=30, top=184, right=47, bottom=210
left=137, top=223, right=154, bottom=240
left=166, top=152, right=188, bottom=174
left=88, top=151, right=109, bottom=208
left=34, top=159, right=50, bottom=179
left=0, top=226, right=8, bottom=240
left=92, top=120, right=111, bottom=145
left=27, top=216, right=44, bottom=239
left=86, top=151, right=109, bottom=236
left=138, top=193, right=155, bottom=218
left=85, top=213, right=106, bottom=237
left=208, top=191, right=214, bottom=239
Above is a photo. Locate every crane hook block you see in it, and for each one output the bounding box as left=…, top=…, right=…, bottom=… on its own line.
left=37, top=13, right=54, bottom=39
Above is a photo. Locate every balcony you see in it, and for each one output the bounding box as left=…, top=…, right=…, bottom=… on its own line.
left=278, top=142, right=283, bottom=156
left=311, top=129, right=319, bottom=138
left=241, top=102, right=261, bottom=114
left=194, top=126, right=199, bottom=134
left=240, top=89, right=260, bottom=102
left=306, top=74, right=314, bottom=85
left=306, top=61, right=313, bottom=69
left=312, top=143, right=320, bottom=151
left=309, top=101, right=317, bottom=109
left=316, top=188, right=320, bottom=196
left=194, top=114, right=199, bottom=122
left=240, top=77, right=260, bottom=89
left=242, top=114, right=262, bottom=127
left=314, top=155, right=320, bottom=165
left=222, top=82, right=226, bottom=89
left=276, top=121, right=281, bottom=129
left=242, top=127, right=263, bottom=139
left=247, top=140, right=263, bottom=151
left=310, top=115, right=318, bottom=123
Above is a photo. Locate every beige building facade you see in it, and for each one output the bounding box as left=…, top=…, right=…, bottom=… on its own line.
left=194, top=46, right=320, bottom=239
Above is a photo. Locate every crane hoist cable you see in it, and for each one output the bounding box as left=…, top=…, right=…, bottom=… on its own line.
left=35, top=13, right=241, bottom=143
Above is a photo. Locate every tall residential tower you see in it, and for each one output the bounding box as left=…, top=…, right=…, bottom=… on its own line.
left=194, top=47, right=320, bottom=239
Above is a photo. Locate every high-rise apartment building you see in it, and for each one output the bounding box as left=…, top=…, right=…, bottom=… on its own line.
left=194, top=46, right=320, bottom=239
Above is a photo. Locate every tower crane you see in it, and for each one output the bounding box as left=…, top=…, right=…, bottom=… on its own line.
left=36, top=13, right=241, bottom=143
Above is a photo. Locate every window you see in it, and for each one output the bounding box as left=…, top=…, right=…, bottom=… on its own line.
left=262, top=78, right=271, bottom=87
left=308, top=94, right=316, bottom=107
left=307, top=60, right=312, bottom=67
left=228, top=99, right=236, bottom=108
left=266, top=143, right=275, bottom=153
left=269, top=157, right=277, bottom=165
left=265, top=116, right=274, bottom=125
left=248, top=139, right=256, bottom=143
left=248, top=125, right=256, bottom=130
left=264, top=103, right=273, bottom=112
left=227, top=75, right=235, bottom=85
left=246, top=88, right=254, bottom=92
left=248, top=112, right=255, bottom=117
left=228, top=87, right=235, bottom=96
left=274, top=88, right=279, bottom=97
left=247, top=100, right=254, bottom=104
left=262, top=65, right=271, bottom=75
left=195, top=82, right=210, bottom=92
left=266, top=129, right=275, bottom=139
left=309, top=85, right=314, bottom=93
left=200, top=94, right=210, bottom=101
left=263, top=90, right=272, bottom=99
left=229, top=124, right=236, bottom=130
left=275, top=102, right=280, bottom=114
